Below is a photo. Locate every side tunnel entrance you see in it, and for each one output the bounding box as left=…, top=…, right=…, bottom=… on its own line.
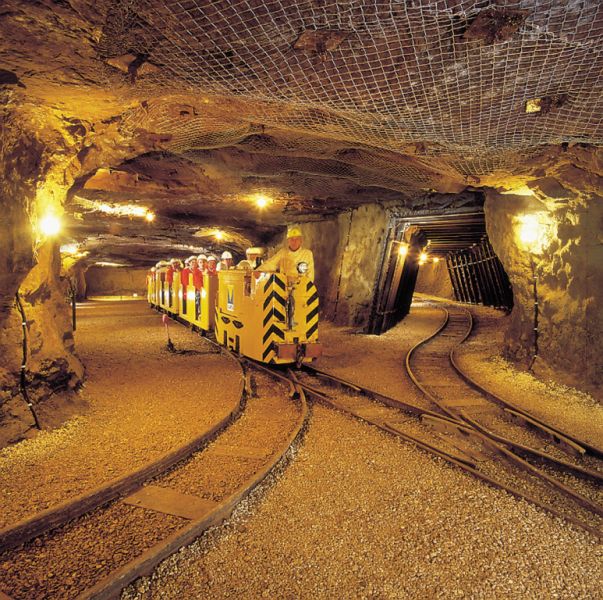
left=368, top=210, right=513, bottom=335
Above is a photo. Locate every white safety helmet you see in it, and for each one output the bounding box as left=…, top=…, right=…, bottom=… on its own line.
left=207, top=255, right=217, bottom=262
left=197, top=254, right=207, bottom=261
left=187, top=255, right=198, bottom=263
left=221, top=250, right=233, bottom=260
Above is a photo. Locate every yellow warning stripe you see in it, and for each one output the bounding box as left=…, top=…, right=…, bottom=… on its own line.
left=262, top=274, right=286, bottom=362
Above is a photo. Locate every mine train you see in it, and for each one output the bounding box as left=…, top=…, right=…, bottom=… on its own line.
left=147, top=264, right=322, bottom=365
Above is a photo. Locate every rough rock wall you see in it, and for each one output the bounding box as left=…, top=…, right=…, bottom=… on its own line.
left=415, top=262, right=455, bottom=300
left=85, top=267, right=147, bottom=296
left=268, top=204, right=388, bottom=328
left=0, top=243, right=84, bottom=446
left=329, top=205, right=389, bottom=327
left=485, top=187, right=603, bottom=392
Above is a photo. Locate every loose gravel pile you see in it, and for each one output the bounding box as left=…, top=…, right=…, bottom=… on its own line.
left=0, top=301, right=242, bottom=527
left=454, top=306, right=603, bottom=446
left=125, top=406, right=600, bottom=599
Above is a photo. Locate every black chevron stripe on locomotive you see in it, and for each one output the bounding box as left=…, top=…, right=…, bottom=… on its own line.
left=306, top=281, right=320, bottom=340
left=262, top=274, right=286, bottom=362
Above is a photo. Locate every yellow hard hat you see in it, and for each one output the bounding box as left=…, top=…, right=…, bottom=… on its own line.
left=287, top=226, right=302, bottom=239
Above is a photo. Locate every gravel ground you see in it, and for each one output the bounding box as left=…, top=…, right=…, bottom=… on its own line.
left=126, top=405, right=601, bottom=600
left=454, top=306, right=603, bottom=447
left=317, top=300, right=445, bottom=404
left=0, top=301, right=242, bottom=527
left=0, top=372, right=300, bottom=600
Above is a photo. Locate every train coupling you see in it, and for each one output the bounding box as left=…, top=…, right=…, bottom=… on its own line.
left=276, top=342, right=322, bottom=361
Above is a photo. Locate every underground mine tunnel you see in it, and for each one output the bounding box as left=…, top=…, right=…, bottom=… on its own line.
left=0, top=1, right=602, bottom=599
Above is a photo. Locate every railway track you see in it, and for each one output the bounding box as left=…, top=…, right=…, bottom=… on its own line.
left=263, top=361, right=601, bottom=539
left=0, top=346, right=309, bottom=600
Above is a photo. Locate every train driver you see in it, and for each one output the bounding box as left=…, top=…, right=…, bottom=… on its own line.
left=258, top=226, right=314, bottom=282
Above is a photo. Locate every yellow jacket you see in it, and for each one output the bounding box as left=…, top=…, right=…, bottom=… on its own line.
left=258, top=246, right=315, bottom=281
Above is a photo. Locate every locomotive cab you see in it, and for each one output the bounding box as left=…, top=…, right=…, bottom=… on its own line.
left=215, top=269, right=322, bottom=364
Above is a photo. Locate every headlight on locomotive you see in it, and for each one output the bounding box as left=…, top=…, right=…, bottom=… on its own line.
left=297, top=261, right=309, bottom=274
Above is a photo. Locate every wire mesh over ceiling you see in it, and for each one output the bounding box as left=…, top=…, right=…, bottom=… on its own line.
left=102, top=0, right=602, bottom=184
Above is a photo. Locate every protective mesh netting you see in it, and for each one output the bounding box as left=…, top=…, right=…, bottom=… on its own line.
left=102, top=0, right=602, bottom=186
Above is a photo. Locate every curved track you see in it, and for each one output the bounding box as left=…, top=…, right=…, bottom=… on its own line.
left=403, top=301, right=602, bottom=536
left=278, top=363, right=602, bottom=538
left=0, top=335, right=308, bottom=600
left=0, top=346, right=246, bottom=556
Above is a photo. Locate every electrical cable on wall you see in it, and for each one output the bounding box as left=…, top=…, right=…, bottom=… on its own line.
left=528, top=258, right=539, bottom=371
left=14, top=291, right=42, bottom=430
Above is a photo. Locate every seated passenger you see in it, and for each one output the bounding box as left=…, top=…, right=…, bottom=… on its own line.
left=219, top=250, right=234, bottom=271
left=206, top=255, right=218, bottom=275
left=180, top=257, right=195, bottom=314
left=238, top=247, right=264, bottom=269
left=197, top=253, right=208, bottom=273
left=237, top=259, right=253, bottom=270
left=258, top=226, right=314, bottom=282
left=192, top=257, right=203, bottom=319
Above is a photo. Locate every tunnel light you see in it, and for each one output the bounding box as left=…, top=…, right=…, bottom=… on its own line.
left=214, top=230, right=224, bottom=241
left=254, top=193, right=271, bottom=209
left=145, top=211, right=156, bottom=222
left=515, top=212, right=554, bottom=254
left=433, top=257, right=440, bottom=263
left=398, top=244, right=408, bottom=257
left=39, top=214, right=62, bottom=237
left=419, top=252, right=428, bottom=262
left=518, top=215, right=540, bottom=246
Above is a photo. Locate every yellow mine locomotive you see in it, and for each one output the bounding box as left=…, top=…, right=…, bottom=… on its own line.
left=147, top=264, right=322, bottom=365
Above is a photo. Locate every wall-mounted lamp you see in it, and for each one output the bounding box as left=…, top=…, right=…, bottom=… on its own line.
left=214, top=230, right=224, bottom=241
left=398, top=243, right=408, bottom=257
left=38, top=213, right=62, bottom=237
left=145, top=211, right=156, bottom=222
left=515, top=212, right=552, bottom=370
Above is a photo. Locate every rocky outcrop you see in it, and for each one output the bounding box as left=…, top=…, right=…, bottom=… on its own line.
left=485, top=162, right=603, bottom=391
left=0, top=242, right=84, bottom=446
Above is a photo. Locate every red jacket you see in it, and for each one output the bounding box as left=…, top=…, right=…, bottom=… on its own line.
left=192, top=266, right=203, bottom=289
left=181, top=267, right=191, bottom=287
left=166, top=266, right=174, bottom=284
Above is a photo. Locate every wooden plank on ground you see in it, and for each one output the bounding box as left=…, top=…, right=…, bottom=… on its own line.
left=123, top=485, right=217, bottom=520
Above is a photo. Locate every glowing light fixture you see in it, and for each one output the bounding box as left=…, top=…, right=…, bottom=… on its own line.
left=433, top=257, right=440, bottom=263
left=254, top=193, right=271, bottom=209
left=145, top=211, right=156, bottom=222
left=517, top=214, right=541, bottom=249
left=39, top=213, right=61, bottom=237
left=398, top=244, right=408, bottom=257
left=419, top=252, right=428, bottom=262
left=214, top=230, right=224, bottom=241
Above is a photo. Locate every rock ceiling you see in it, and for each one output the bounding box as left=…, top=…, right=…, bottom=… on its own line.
left=1, top=0, right=602, bottom=265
